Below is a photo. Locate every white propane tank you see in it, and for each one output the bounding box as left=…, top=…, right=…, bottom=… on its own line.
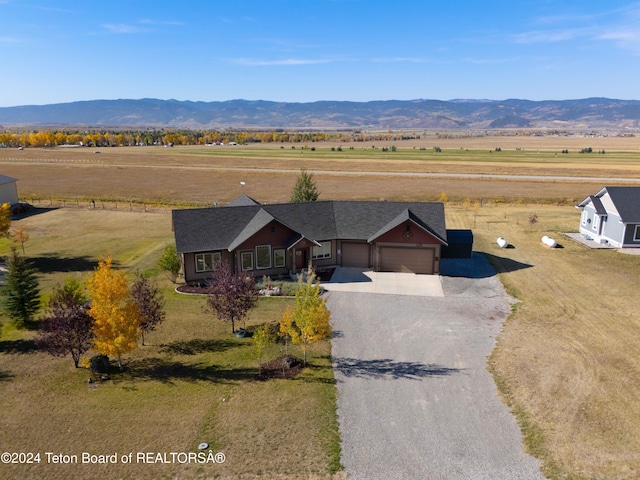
left=542, top=235, right=557, bottom=248
left=497, top=237, right=508, bottom=248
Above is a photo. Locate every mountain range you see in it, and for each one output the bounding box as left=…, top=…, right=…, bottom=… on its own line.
left=1, top=98, right=639, bottom=130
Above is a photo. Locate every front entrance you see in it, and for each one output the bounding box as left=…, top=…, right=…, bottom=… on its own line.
left=295, top=248, right=308, bottom=270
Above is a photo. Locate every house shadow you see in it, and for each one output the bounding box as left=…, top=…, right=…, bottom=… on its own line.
left=481, top=252, right=533, bottom=274
left=11, top=206, right=58, bottom=220
left=126, top=357, right=255, bottom=384
left=29, top=255, right=99, bottom=274
left=333, top=357, right=463, bottom=380
left=0, top=339, right=38, bottom=354
left=442, top=252, right=533, bottom=278
left=159, top=338, right=239, bottom=355
left=327, top=267, right=372, bottom=284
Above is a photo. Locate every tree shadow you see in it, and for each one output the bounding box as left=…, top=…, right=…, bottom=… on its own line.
left=333, top=357, right=463, bottom=380
left=126, top=357, right=255, bottom=384
left=159, top=338, right=240, bottom=355
left=0, top=370, right=15, bottom=382
left=28, top=255, right=99, bottom=274
left=0, top=339, right=39, bottom=354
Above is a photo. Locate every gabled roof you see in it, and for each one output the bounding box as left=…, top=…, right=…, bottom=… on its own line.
left=578, top=186, right=640, bottom=223
left=0, top=174, right=17, bottom=185
left=173, top=200, right=447, bottom=254
left=228, top=194, right=260, bottom=207
left=367, top=208, right=446, bottom=243
left=577, top=195, right=607, bottom=215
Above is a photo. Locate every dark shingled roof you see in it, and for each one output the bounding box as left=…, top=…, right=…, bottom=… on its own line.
left=228, top=194, right=260, bottom=207
left=172, top=201, right=447, bottom=254
left=604, top=186, right=640, bottom=223
left=578, top=186, right=640, bottom=222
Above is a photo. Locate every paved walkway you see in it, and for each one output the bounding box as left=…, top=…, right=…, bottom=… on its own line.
left=329, top=255, right=545, bottom=479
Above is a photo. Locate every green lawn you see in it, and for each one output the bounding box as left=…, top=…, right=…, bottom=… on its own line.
left=0, top=209, right=341, bottom=480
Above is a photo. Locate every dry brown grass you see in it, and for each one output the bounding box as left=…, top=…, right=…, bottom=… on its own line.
left=2, top=139, right=640, bottom=206
left=447, top=204, right=640, bottom=479
left=3, top=140, right=640, bottom=478
left=0, top=210, right=340, bottom=480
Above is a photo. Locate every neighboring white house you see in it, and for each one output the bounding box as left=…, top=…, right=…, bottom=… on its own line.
left=577, top=186, right=640, bottom=248
left=0, top=175, right=18, bottom=206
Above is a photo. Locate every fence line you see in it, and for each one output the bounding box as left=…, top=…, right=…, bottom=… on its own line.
left=27, top=197, right=176, bottom=214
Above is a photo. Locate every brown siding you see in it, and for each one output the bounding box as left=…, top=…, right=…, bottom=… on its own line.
left=373, top=220, right=442, bottom=244
left=183, top=250, right=232, bottom=284
left=235, top=220, right=297, bottom=277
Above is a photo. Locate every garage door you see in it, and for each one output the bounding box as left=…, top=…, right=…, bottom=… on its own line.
left=342, top=242, right=370, bottom=268
left=379, top=247, right=434, bottom=274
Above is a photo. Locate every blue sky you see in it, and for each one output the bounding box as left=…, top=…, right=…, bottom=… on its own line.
left=1, top=0, right=640, bottom=106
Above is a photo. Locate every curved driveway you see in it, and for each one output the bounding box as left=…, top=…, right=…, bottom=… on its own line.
left=328, top=255, right=545, bottom=479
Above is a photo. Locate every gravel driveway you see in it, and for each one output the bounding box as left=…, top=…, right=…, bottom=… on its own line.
left=329, top=254, right=545, bottom=479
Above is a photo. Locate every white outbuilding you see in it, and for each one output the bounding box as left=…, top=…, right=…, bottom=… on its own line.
left=0, top=175, right=18, bottom=206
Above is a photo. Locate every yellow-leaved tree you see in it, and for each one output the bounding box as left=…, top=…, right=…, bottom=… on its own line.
left=279, top=265, right=331, bottom=365
left=87, top=257, right=141, bottom=371
left=0, top=202, right=12, bottom=237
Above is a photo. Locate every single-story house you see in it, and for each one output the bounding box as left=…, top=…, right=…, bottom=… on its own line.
left=172, top=197, right=450, bottom=284
left=577, top=186, right=640, bottom=247
left=0, top=174, right=18, bottom=206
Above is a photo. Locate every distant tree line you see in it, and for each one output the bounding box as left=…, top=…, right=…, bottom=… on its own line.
left=0, top=129, right=422, bottom=148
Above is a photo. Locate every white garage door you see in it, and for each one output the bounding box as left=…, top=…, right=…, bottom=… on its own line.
left=379, top=247, right=434, bottom=274
left=342, top=242, right=370, bottom=268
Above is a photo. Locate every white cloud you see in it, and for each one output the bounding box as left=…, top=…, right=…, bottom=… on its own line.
left=101, top=23, right=150, bottom=34
left=511, top=29, right=581, bottom=44
left=371, top=57, right=428, bottom=64
left=230, top=58, right=332, bottom=66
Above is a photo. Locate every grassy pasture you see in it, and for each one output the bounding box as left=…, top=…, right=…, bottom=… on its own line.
left=2, top=139, right=640, bottom=206
left=0, top=209, right=340, bottom=480
left=2, top=138, right=640, bottom=478
left=448, top=204, right=640, bottom=479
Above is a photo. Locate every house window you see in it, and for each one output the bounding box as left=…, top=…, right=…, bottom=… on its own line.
left=634, top=225, right=640, bottom=242
left=312, top=241, right=331, bottom=259
left=256, top=245, right=272, bottom=269
left=195, top=252, right=221, bottom=272
left=274, top=248, right=285, bottom=268
left=592, top=215, right=599, bottom=231
left=581, top=211, right=588, bottom=226
left=241, top=252, right=253, bottom=271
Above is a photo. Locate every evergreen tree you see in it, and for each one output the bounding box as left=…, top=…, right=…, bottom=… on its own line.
left=290, top=169, right=319, bottom=203
left=2, top=248, right=40, bottom=328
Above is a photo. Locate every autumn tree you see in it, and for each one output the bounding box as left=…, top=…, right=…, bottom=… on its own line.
left=87, top=257, right=141, bottom=371
left=439, top=191, right=448, bottom=203
left=158, top=244, right=181, bottom=283
left=253, top=323, right=276, bottom=373
left=130, top=272, right=166, bottom=346
left=36, top=277, right=93, bottom=368
left=279, top=266, right=331, bottom=364
left=290, top=169, right=319, bottom=203
left=12, top=225, right=29, bottom=254
left=2, top=248, right=40, bottom=328
left=206, top=260, right=258, bottom=334
left=0, top=203, right=11, bottom=238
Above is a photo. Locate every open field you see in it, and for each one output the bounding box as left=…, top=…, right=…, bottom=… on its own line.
left=1, top=137, right=640, bottom=206
left=448, top=204, right=640, bottom=479
left=0, top=209, right=340, bottom=480
left=2, top=140, right=640, bottom=478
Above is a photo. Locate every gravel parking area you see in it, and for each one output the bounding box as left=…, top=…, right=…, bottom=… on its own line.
left=329, top=254, right=545, bottom=479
